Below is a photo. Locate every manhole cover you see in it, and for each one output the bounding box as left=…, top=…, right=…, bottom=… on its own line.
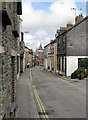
left=38, top=111, right=49, bottom=115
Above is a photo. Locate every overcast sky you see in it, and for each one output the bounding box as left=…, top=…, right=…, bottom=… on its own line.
left=21, top=0, right=86, bottom=51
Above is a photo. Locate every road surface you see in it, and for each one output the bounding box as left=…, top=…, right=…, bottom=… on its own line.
left=31, top=66, right=86, bottom=119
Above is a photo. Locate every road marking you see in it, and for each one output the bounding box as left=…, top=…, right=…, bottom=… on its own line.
left=29, top=69, right=32, bottom=81
left=34, top=86, right=49, bottom=120
left=33, top=87, right=46, bottom=119
left=33, top=86, right=49, bottom=120
left=27, top=76, right=39, bottom=118
left=30, top=69, right=49, bottom=119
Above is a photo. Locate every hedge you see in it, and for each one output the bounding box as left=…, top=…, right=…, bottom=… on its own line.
left=71, top=69, right=88, bottom=79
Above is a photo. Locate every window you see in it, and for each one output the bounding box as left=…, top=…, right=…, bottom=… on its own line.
left=63, top=36, right=66, bottom=49
left=59, top=57, right=61, bottom=71
left=58, top=40, right=60, bottom=51
left=78, top=58, right=88, bottom=69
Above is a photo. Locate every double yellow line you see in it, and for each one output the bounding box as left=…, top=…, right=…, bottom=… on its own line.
left=29, top=69, right=32, bottom=81
left=29, top=69, right=49, bottom=120
left=33, top=85, right=49, bottom=120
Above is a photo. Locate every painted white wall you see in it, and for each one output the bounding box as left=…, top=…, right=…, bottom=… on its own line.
left=66, top=56, right=87, bottom=76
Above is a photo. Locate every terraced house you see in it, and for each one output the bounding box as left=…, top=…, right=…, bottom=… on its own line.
left=44, top=40, right=57, bottom=73
left=25, top=46, right=33, bottom=68
left=57, top=16, right=88, bottom=76
left=0, top=1, right=22, bottom=119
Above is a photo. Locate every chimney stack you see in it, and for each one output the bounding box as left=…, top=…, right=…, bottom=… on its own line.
left=50, top=40, right=53, bottom=43
left=67, top=22, right=73, bottom=28
left=75, top=14, right=83, bottom=24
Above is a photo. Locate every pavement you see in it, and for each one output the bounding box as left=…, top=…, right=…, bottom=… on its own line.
left=16, top=68, right=39, bottom=119
left=43, top=69, right=88, bottom=82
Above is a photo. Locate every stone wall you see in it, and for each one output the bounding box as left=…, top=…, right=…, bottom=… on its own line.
left=0, top=2, right=21, bottom=119
left=67, top=18, right=87, bottom=56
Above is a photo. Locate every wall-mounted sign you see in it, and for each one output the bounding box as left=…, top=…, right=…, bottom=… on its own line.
left=25, top=48, right=29, bottom=52
left=78, top=58, right=88, bottom=69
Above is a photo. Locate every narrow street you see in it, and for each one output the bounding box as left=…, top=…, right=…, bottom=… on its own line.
left=17, top=66, right=86, bottom=119
left=1, top=1, right=88, bottom=119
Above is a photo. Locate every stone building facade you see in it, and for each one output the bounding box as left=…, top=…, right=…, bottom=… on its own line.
left=0, top=1, right=22, bottom=119
left=34, top=44, right=44, bottom=66
left=57, top=17, right=88, bottom=76
left=20, top=32, right=25, bottom=73
left=44, top=40, right=57, bottom=73
left=25, top=46, right=33, bottom=68
left=38, top=44, right=44, bottom=65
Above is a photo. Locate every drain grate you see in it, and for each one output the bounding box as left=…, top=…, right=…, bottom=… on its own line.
left=38, top=111, right=49, bottom=115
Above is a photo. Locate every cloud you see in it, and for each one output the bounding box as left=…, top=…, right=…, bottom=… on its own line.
left=22, top=0, right=85, bottom=51
left=24, top=29, right=51, bottom=50
left=22, top=0, right=87, bottom=2
left=35, top=30, right=47, bottom=39
left=22, top=0, right=78, bottom=28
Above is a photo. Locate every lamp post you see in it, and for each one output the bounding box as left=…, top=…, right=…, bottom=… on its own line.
left=24, top=31, right=30, bottom=47
left=71, top=8, right=82, bottom=23
left=71, top=8, right=77, bottom=18
left=71, top=8, right=77, bottom=24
